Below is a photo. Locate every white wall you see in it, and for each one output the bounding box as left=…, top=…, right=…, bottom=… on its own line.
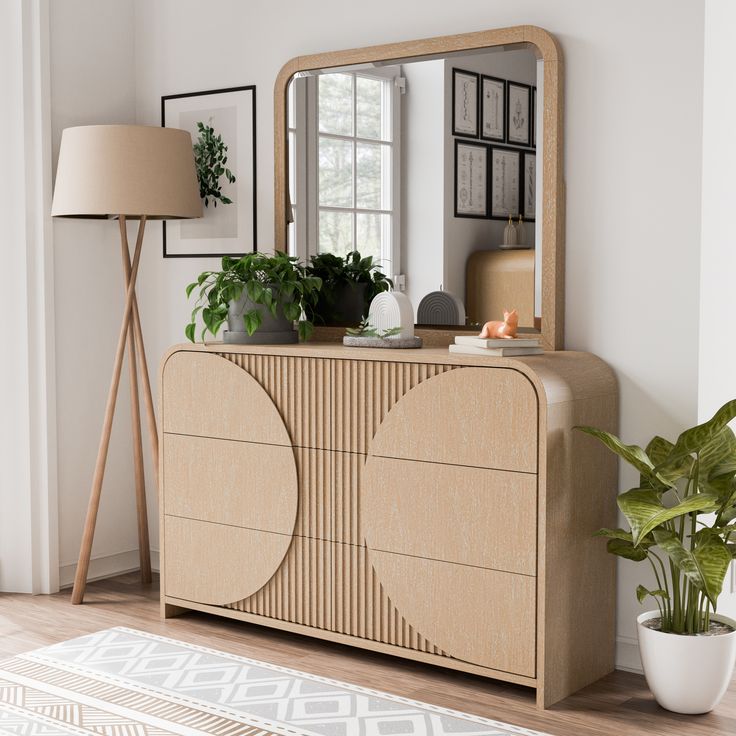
left=41, top=0, right=705, bottom=668
left=402, top=60, right=445, bottom=307
left=699, top=0, right=736, bottom=618
left=49, top=0, right=148, bottom=586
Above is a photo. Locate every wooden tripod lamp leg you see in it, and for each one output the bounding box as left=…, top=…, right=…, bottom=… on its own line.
left=119, top=219, right=152, bottom=584
left=71, top=216, right=148, bottom=605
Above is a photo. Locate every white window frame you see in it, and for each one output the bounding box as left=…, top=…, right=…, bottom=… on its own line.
left=289, top=67, right=402, bottom=282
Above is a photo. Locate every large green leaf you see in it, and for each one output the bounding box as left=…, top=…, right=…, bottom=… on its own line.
left=594, top=527, right=654, bottom=549
left=660, top=399, right=736, bottom=469
left=698, top=426, right=736, bottom=489
left=617, top=488, right=718, bottom=545
left=653, top=529, right=732, bottom=606
left=606, top=537, right=649, bottom=561
left=645, top=435, right=692, bottom=486
left=575, top=427, right=666, bottom=485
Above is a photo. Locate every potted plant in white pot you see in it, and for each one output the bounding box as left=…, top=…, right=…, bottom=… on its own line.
left=577, top=398, right=736, bottom=714
left=185, top=252, right=322, bottom=344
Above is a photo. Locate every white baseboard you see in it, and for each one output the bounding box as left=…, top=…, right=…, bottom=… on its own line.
left=615, top=635, right=642, bottom=673
left=59, top=549, right=160, bottom=589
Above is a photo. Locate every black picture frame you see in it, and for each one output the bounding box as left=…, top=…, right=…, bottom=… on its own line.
left=454, top=139, right=489, bottom=219
left=480, top=75, right=506, bottom=143
left=531, top=86, right=537, bottom=148
left=506, top=81, right=532, bottom=148
left=522, top=150, right=536, bottom=222
left=161, top=85, right=257, bottom=258
left=451, top=68, right=480, bottom=139
left=488, top=145, right=522, bottom=221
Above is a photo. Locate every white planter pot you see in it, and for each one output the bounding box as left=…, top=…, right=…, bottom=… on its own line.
left=637, top=610, right=736, bottom=714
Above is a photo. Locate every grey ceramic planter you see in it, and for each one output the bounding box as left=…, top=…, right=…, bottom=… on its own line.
left=224, top=290, right=297, bottom=344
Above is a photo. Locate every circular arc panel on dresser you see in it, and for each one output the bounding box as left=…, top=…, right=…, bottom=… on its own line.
left=362, top=367, right=539, bottom=677
left=161, top=351, right=298, bottom=606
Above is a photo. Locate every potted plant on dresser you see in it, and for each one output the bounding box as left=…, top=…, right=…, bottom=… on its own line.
left=185, top=252, right=322, bottom=343
left=306, top=250, right=393, bottom=326
left=577, top=398, right=736, bottom=714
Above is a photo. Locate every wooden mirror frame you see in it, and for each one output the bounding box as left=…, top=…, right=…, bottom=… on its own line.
left=274, top=25, right=564, bottom=349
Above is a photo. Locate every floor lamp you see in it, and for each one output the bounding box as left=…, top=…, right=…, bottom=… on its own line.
left=51, top=125, right=202, bottom=604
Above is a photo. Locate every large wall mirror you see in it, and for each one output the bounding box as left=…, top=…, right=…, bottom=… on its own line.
left=275, top=26, right=564, bottom=348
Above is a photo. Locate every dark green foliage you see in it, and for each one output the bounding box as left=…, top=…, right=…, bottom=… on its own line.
left=306, top=250, right=392, bottom=324
left=193, top=121, right=236, bottom=208
left=185, top=252, right=322, bottom=343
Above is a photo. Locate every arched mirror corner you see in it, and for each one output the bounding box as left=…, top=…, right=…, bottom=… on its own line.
left=274, top=26, right=564, bottom=349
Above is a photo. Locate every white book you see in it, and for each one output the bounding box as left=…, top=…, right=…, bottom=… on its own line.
left=454, top=335, right=541, bottom=348
left=449, top=344, right=544, bottom=357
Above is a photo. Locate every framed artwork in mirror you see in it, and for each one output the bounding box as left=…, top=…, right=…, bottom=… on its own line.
left=452, top=69, right=479, bottom=138
left=507, top=81, right=532, bottom=147
left=480, top=75, right=506, bottom=142
left=489, top=146, right=520, bottom=220
left=161, top=85, right=257, bottom=258
left=532, top=86, right=537, bottom=148
left=523, top=151, right=536, bottom=221
left=454, top=140, right=488, bottom=218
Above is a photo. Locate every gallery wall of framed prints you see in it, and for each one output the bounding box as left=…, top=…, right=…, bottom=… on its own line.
left=451, top=67, right=536, bottom=222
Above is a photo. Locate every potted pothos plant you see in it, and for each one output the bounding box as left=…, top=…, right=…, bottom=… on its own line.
left=185, top=252, right=322, bottom=344
left=577, top=398, right=736, bottom=714
left=306, top=250, right=393, bottom=326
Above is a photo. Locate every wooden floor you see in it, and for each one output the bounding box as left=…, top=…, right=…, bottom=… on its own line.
left=0, top=573, right=734, bottom=736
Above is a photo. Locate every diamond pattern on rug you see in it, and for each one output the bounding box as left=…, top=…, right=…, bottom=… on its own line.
left=20, top=629, right=548, bottom=736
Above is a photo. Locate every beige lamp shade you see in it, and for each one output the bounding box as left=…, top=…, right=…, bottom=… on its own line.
left=51, top=125, right=202, bottom=219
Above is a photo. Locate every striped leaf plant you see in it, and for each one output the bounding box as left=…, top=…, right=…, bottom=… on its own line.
left=577, top=399, right=736, bottom=634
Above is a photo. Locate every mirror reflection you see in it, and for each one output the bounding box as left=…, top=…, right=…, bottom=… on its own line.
left=287, top=45, right=542, bottom=330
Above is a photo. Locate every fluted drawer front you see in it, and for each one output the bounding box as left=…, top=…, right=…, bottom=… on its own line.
left=164, top=516, right=292, bottom=607
left=363, top=456, right=537, bottom=575
left=163, top=433, right=298, bottom=535
left=368, top=549, right=536, bottom=677
left=367, top=367, right=538, bottom=473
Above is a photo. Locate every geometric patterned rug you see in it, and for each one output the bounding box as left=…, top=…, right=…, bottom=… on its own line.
left=0, top=628, right=550, bottom=736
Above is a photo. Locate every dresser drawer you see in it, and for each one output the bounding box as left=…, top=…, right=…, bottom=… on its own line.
left=163, top=434, right=298, bottom=535
left=162, top=351, right=293, bottom=446
left=368, top=549, right=536, bottom=677
left=367, top=367, right=538, bottom=473
left=164, top=516, right=292, bottom=606
left=363, top=456, right=536, bottom=575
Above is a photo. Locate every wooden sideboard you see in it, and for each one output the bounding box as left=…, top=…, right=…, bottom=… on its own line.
left=159, top=343, right=618, bottom=708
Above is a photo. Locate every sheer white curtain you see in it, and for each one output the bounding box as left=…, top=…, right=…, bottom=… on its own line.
left=0, top=0, right=58, bottom=594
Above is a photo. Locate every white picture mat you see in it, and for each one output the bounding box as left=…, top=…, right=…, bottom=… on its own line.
left=507, top=83, right=530, bottom=144
left=523, top=153, right=536, bottom=220
left=482, top=78, right=504, bottom=139
left=164, top=89, right=255, bottom=255
left=453, top=71, right=478, bottom=135
left=491, top=148, right=520, bottom=218
left=456, top=143, right=487, bottom=215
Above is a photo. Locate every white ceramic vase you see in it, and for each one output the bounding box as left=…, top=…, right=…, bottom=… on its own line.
left=637, top=610, right=736, bottom=714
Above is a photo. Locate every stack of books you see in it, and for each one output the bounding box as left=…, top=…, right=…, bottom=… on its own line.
left=449, top=335, right=543, bottom=357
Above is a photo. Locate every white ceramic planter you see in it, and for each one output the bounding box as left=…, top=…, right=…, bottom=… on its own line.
left=637, top=610, right=736, bottom=714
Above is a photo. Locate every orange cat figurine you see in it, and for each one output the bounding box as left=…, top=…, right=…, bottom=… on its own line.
left=478, top=309, right=519, bottom=339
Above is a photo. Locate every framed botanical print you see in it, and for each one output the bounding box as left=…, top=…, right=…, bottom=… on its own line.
left=161, top=85, right=257, bottom=258
left=480, top=75, right=506, bottom=142
left=507, top=81, right=532, bottom=147
left=522, top=151, right=536, bottom=221
left=454, top=140, right=488, bottom=218
left=489, top=146, right=521, bottom=220
left=452, top=69, right=479, bottom=138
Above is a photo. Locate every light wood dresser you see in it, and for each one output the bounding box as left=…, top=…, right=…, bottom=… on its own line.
left=159, top=342, right=618, bottom=708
